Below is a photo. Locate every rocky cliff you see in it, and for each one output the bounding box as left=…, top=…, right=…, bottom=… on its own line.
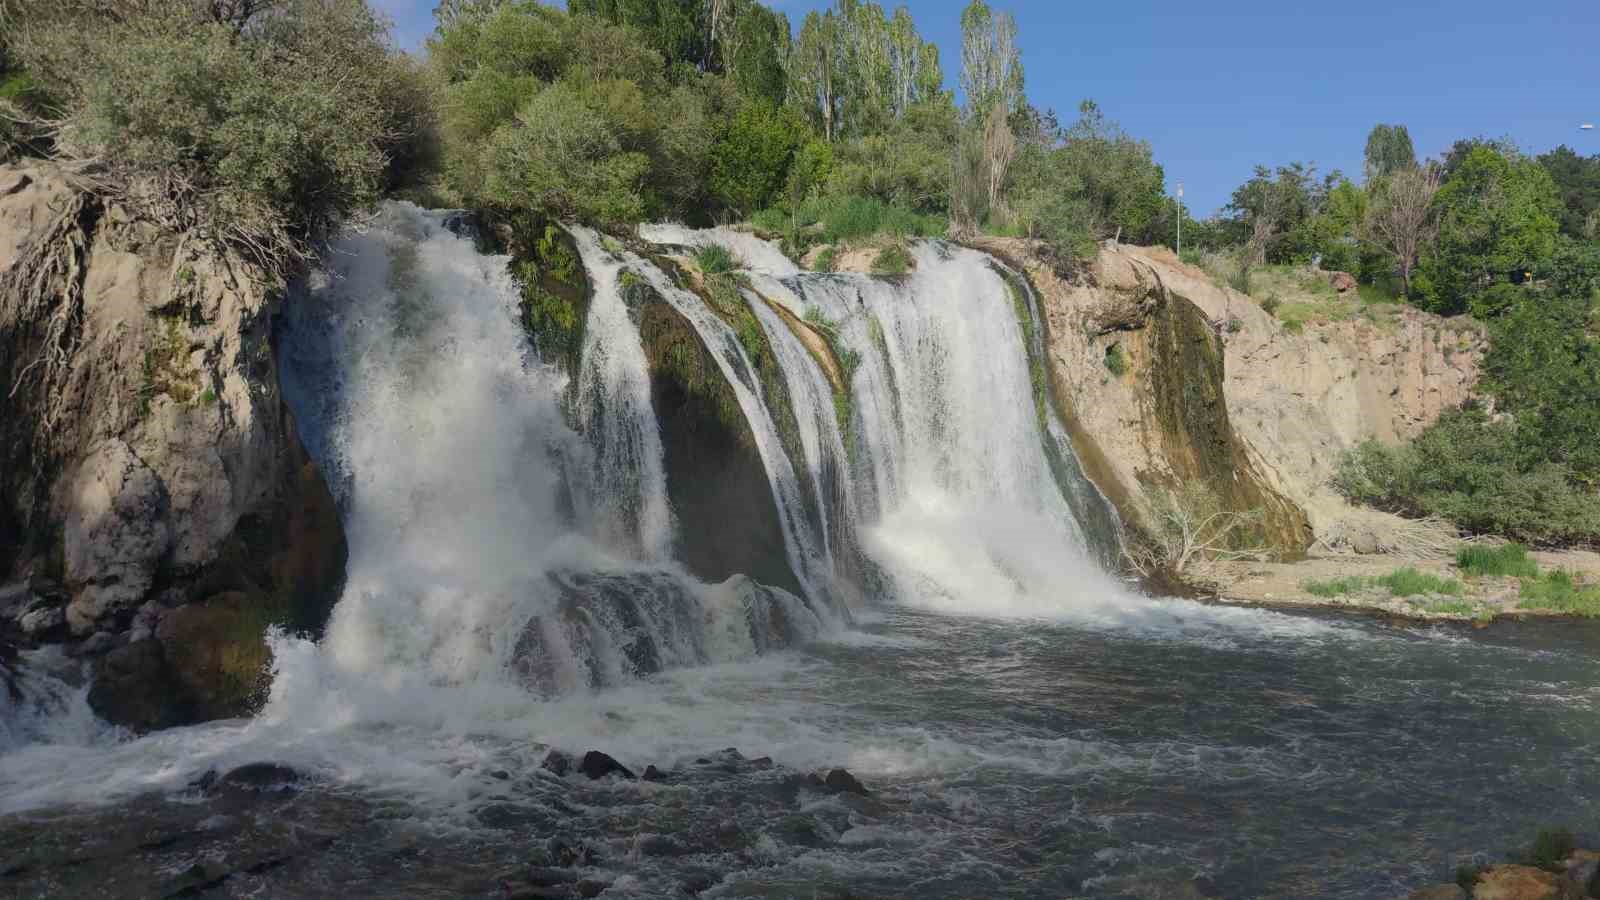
left=991, top=239, right=1483, bottom=555
left=0, top=163, right=346, bottom=731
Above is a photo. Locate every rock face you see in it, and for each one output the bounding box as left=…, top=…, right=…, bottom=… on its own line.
left=994, top=238, right=1482, bottom=553
left=0, top=162, right=347, bottom=730
left=1470, top=864, right=1563, bottom=900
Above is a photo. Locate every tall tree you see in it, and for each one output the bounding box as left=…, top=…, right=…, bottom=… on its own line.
left=1363, top=164, right=1441, bottom=296
left=789, top=9, right=840, bottom=141
left=1417, top=145, right=1562, bottom=315
left=1363, top=123, right=1416, bottom=180
left=958, top=0, right=1023, bottom=120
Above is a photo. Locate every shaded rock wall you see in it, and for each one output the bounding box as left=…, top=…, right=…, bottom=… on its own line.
left=0, top=163, right=347, bottom=731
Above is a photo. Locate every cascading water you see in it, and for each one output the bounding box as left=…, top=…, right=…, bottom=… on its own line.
left=275, top=204, right=821, bottom=698
left=652, top=228, right=1127, bottom=617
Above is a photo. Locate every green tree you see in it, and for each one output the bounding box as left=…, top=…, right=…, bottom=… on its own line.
left=1416, top=146, right=1561, bottom=315
left=569, top=0, right=709, bottom=70
left=1363, top=123, right=1416, bottom=180
left=708, top=101, right=804, bottom=215
left=1537, top=145, right=1600, bottom=240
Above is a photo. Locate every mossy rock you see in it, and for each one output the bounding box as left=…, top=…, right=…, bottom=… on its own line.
left=1147, top=291, right=1312, bottom=554
left=481, top=208, right=591, bottom=377
left=638, top=295, right=804, bottom=597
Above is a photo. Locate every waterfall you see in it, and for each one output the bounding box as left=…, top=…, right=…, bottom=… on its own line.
left=276, top=204, right=820, bottom=699
left=645, top=229, right=1126, bottom=617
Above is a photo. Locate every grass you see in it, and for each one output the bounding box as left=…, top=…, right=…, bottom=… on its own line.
left=1302, top=576, right=1369, bottom=597
left=1375, top=567, right=1462, bottom=597
left=1517, top=570, right=1600, bottom=616
left=1456, top=543, right=1539, bottom=578
left=872, top=244, right=913, bottom=275
left=694, top=244, right=739, bottom=275
left=1301, top=567, right=1463, bottom=599
left=753, top=195, right=945, bottom=247
left=811, top=246, right=837, bottom=272
left=1423, top=599, right=1479, bottom=616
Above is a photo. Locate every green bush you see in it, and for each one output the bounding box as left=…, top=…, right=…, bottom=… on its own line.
left=811, top=246, right=838, bottom=272
left=1513, top=827, right=1576, bottom=870
left=1331, top=408, right=1600, bottom=546
left=4, top=0, right=432, bottom=260
left=1456, top=543, right=1539, bottom=577
left=871, top=244, right=913, bottom=275
left=1375, top=567, right=1462, bottom=597
left=1103, top=344, right=1127, bottom=377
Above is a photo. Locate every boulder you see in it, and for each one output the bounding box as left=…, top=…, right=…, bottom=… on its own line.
left=641, top=765, right=669, bottom=783
left=578, top=750, right=635, bottom=781
left=541, top=749, right=574, bottom=777
left=211, top=763, right=304, bottom=793
left=1329, top=270, right=1358, bottom=293
left=17, top=601, right=65, bottom=638
left=823, top=768, right=869, bottom=796
left=1471, top=865, right=1562, bottom=900
left=62, top=440, right=172, bottom=634
left=86, top=639, right=190, bottom=732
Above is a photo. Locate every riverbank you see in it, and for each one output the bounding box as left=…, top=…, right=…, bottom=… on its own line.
left=1205, top=548, right=1600, bottom=623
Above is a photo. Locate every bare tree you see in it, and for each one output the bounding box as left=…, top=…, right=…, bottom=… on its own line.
left=1363, top=164, right=1441, bottom=297
left=1124, top=483, right=1267, bottom=579
left=982, top=110, right=1016, bottom=224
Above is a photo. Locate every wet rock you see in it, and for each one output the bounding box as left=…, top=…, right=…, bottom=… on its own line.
left=1471, top=864, right=1562, bottom=900
left=526, top=867, right=580, bottom=888
left=541, top=750, right=574, bottom=777
left=187, top=769, right=219, bottom=793
left=824, top=768, right=869, bottom=796
left=1405, top=886, right=1466, bottom=900
left=17, top=602, right=65, bottom=638
left=212, top=763, right=304, bottom=793
left=575, top=879, right=607, bottom=898
left=641, top=765, right=669, bottom=783
left=1565, top=852, right=1600, bottom=897
left=750, top=756, right=774, bottom=770
left=636, top=835, right=688, bottom=857
left=549, top=838, right=598, bottom=867
left=62, top=439, right=172, bottom=634
left=88, top=639, right=190, bottom=732
left=578, top=751, right=635, bottom=781
left=73, top=630, right=117, bottom=658
left=679, top=872, right=717, bottom=895
left=764, top=772, right=827, bottom=805
left=771, top=815, right=830, bottom=848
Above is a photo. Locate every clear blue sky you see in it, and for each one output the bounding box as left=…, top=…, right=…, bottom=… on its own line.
left=376, top=0, right=1600, bottom=215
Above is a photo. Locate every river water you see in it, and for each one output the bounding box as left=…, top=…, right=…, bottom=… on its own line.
left=3, top=208, right=1598, bottom=898
left=4, top=606, right=1599, bottom=898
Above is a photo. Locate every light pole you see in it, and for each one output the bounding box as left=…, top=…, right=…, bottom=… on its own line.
left=1176, top=183, right=1184, bottom=259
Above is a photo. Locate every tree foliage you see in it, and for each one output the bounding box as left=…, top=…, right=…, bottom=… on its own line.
left=0, top=0, right=433, bottom=264
left=1537, top=145, right=1600, bottom=240
left=1363, top=123, right=1416, bottom=180
left=1415, top=146, right=1561, bottom=315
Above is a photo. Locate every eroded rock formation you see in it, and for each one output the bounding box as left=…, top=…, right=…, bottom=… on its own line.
left=0, top=162, right=347, bottom=730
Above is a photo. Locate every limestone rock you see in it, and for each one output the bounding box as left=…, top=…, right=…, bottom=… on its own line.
left=1471, top=865, right=1562, bottom=900
left=63, top=440, right=172, bottom=634
left=1, top=160, right=348, bottom=729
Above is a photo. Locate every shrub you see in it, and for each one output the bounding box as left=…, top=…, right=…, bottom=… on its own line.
left=1374, top=567, right=1462, bottom=597
left=4, top=0, right=433, bottom=266
left=1456, top=543, right=1539, bottom=578
left=694, top=244, right=739, bottom=275
left=811, top=246, right=838, bottom=272
left=1512, top=827, right=1576, bottom=870
left=1104, top=344, right=1127, bottom=376
left=1331, top=408, right=1600, bottom=546
left=872, top=244, right=913, bottom=276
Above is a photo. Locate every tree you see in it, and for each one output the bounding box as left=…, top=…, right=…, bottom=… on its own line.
left=718, top=0, right=789, bottom=105
left=958, top=1, right=1023, bottom=120
left=1226, top=163, right=1320, bottom=265
left=789, top=10, right=840, bottom=141
left=708, top=101, right=803, bottom=215
left=1363, top=164, right=1440, bottom=296
left=1416, top=145, right=1561, bottom=315
left=1537, top=145, right=1600, bottom=240
left=1363, top=123, right=1416, bottom=180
